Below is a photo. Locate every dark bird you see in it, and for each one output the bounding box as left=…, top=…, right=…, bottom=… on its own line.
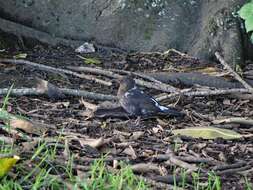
left=117, top=76, right=184, bottom=119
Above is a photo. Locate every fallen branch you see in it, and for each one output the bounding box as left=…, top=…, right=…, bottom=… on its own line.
left=215, top=52, right=253, bottom=93
left=0, top=87, right=116, bottom=101
left=156, top=88, right=250, bottom=101
left=0, top=58, right=112, bottom=86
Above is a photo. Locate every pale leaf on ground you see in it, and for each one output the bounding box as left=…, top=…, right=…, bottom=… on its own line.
left=172, top=127, right=243, bottom=140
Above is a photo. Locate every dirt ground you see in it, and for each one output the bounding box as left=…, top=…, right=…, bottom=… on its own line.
left=0, top=44, right=253, bottom=189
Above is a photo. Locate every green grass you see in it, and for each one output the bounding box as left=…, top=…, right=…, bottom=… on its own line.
left=83, top=158, right=148, bottom=190
left=0, top=140, right=149, bottom=190
left=244, top=176, right=253, bottom=190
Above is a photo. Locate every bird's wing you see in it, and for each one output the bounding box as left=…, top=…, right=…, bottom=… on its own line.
left=123, top=88, right=162, bottom=116
left=124, top=88, right=183, bottom=117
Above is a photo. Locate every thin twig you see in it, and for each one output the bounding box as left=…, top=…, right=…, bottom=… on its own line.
left=215, top=52, right=253, bottom=93
left=0, top=88, right=41, bottom=96
left=110, top=69, right=163, bottom=84
left=111, top=68, right=178, bottom=92
left=67, top=66, right=121, bottom=78
left=154, top=154, right=217, bottom=165
left=0, top=58, right=111, bottom=86
left=67, top=66, right=178, bottom=93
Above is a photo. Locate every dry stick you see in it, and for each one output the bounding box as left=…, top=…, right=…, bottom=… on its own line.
left=212, top=161, right=246, bottom=171
left=109, top=68, right=163, bottom=84
left=0, top=88, right=116, bottom=101
left=0, top=88, right=41, bottom=96
left=212, top=117, right=253, bottom=126
left=67, top=66, right=122, bottom=79
left=110, top=68, right=178, bottom=92
left=154, top=154, right=217, bottom=165
left=165, top=147, right=199, bottom=172
left=130, top=163, right=161, bottom=174
left=216, top=165, right=252, bottom=175
left=156, top=88, right=250, bottom=101
left=215, top=52, right=253, bottom=93
left=0, top=58, right=111, bottom=86
left=67, top=66, right=178, bottom=93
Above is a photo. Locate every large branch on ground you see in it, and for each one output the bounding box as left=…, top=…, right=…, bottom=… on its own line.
left=215, top=52, right=253, bottom=93
left=0, top=87, right=116, bottom=101
left=156, top=88, right=250, bottom=101
left=148, top=72, right=253, bottom=89
left=0, top=58, right=112, bottom=86
left=67, top=66, right=178, bottom=93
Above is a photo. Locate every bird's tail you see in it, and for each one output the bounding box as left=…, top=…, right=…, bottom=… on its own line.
left=159, top=106, right=185, bottom=117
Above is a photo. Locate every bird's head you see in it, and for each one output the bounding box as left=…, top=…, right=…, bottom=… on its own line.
left=117, top=76, right=136, bottom=97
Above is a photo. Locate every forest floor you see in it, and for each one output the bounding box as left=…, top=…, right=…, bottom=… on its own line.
left=0, top=44, right=252, bottom=190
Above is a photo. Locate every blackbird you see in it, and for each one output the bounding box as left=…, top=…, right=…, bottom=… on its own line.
left=117, top=76, right=184, bottom=118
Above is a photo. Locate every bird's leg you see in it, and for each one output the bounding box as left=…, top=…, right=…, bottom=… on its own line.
left=134, top=116, right=141, bottom=126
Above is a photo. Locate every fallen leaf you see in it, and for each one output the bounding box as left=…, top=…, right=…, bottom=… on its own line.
left=78, top=137, right=104, bottom=148
left=10, top=119, right=34, bottom=134
left=172, top=127, right=242, bottom=140
left=0, top=155, right=20, bottom=178
left=13, top=53, right=27, bottom=59
left=77, top=55, right=101, bottom=65
left=0, top=109, right=48, bottom=135
left=122, top=146, right=137, bottom=159
left=130, top=131, right=144, bottom=141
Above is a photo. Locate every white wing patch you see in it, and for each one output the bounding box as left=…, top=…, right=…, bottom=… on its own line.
left=151, top=98, right=168, bottom=111
left=124, top=92, right=130, bottom=97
